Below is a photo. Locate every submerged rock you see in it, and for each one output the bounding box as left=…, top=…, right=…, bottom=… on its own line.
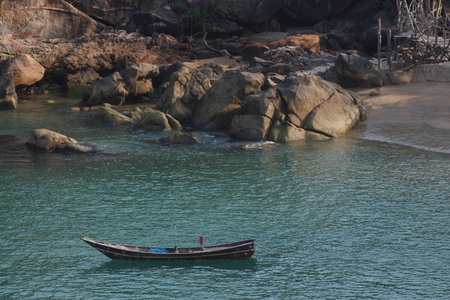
left=134, top=108, right=182, bottom=132
left=158, top=131, right=202, bottom=145
left=97, top=106, right=133, bottom=126
left=0, top=74, right=18, bottom=109
left=25, top=129, right=97, bottom=153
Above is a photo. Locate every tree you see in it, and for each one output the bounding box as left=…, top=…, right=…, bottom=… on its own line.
left=173, top=0, right=238, bottom=57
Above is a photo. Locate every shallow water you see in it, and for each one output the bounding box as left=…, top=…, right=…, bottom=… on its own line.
left=1, top=96, right=449, bottom=299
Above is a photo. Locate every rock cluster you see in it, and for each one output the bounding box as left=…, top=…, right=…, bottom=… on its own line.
left=230, top=72, right=365, bottom=142
left=82, top=63, right=159, bottom=106
left=0, top=0, right=407, bottom=151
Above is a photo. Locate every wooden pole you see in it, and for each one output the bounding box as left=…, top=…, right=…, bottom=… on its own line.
left=378, top=18, right=382, bottom=70
left=387, top=29, right=392, bottom=69
left=434, top=34, right=438, bottom=63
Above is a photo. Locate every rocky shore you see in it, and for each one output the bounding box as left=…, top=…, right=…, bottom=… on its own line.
left=0, top=0, right=448, bottom=153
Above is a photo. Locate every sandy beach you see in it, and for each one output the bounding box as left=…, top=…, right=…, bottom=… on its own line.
left=358, top=82, right=450, bottom=130
left=354, top=82, right=450, bottom=153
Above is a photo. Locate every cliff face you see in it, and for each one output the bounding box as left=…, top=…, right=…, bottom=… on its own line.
left=69, top=0, right=158, bottom=27
left=0, top=0, right=104, bottom=39
left=0, top=0, right=384, bottom=40
left=282, top=0, right=354, bottom=23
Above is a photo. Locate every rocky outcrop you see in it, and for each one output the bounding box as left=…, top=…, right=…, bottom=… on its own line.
left=120, top=63, right=159, bottom=100
left=240, top=43, right=270, bottom=61
left=261, top=46, right=309, bottom=65
left=96, top=106, right=133, bottom=126
left=0, top=55, right=45, bottom=88
left=82, top=63, right=159, bottom=106
left=229, top=72, right=365, bottom=142
left=25, top=128, right=97, bottom=153
left=134, top=109, right=182, bottom=131
left=0, top=31, right=181, bottom=89
left=70, top=0, right=155, bottom=29
left=0, top=74, right=18, bottom=109
left=157, top=65, right=222, bottom=124
left=335, top=53, right=383, bottom=87
left=192, top=71, right=265, bottom=130
left=133, top=7, right=184, bottom=37
left=0, top=0, right=104, bottom=39
left=233, top=0, right=283, bottom=25
left=82, top=72, right=128, bottom=106
left=269, top=35, right=321, bottom=52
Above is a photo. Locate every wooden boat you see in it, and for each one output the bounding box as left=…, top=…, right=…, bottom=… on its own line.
left=81, top=237, right=256, bottom=261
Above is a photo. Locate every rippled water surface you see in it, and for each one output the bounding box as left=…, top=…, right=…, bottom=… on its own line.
left=1, top=96, right=449, bottom=299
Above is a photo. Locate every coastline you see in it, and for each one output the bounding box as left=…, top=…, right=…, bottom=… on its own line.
left=186, top=55, right=450, bottom=153
left=355, top=82, right=450, bottom=154
left=357, top=82, right=450, bottom=130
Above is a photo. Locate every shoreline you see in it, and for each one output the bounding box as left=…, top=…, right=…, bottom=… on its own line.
left=354, top=82, right=450, bottom=154
left=356, top=82, right=450, bottom=130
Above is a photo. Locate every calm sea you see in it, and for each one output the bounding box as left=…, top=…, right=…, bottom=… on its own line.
left=1, top=94, right=449, bottom=299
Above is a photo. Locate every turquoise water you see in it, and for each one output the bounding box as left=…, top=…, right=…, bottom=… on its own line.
left=1, top=96, right=449, bottom=299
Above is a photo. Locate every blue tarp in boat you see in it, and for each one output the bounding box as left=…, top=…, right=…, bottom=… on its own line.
left=148, top=248, right=175, bottom=253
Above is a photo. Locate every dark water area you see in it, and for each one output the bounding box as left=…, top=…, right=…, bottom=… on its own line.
left=1, top=96, right=449, bottom=299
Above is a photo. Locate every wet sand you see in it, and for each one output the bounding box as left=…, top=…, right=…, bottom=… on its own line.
left=357, top=82, right=450, bottom=130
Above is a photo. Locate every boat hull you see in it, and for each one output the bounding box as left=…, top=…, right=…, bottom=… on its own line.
left=81, top=237, right=256, bottom=261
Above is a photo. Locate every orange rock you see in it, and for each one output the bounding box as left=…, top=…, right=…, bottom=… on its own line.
left=269, top=35, right=320, bottom=52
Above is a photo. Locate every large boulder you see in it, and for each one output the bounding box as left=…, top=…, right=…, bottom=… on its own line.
left=192, top=71, right=265, bottom=130
left=82, top=72, right=128, bottom=106
left=119, top=63, right=159, bottom=100
left=229, top=115, right=272, bottom=141
left=233, top=0, right=283, bottom=24
left=282, top=0, right=353, bottom=23
left=302, top=92, right=361, bottom=137
left=229, top=72, right=365, bottom=141
left=133, top=7, right=183, bottom=36
left=25, top=128, right=96, bottom=153
left=0, top=54, right=45, bottom=88
left=158, top=66, right=214, bottom=123
left=0, top=0, right=103, bottom=39
left=0, top=74, right=18, bottom=109
left=70, top=0, right=154, bottom=29
left=239, top=43, right=270, bottom=61
left=134, top=109, right=182, bottom=131
left=96, top=106, right=133, bottom=126
left=335, top=53, right=383, bottom=87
